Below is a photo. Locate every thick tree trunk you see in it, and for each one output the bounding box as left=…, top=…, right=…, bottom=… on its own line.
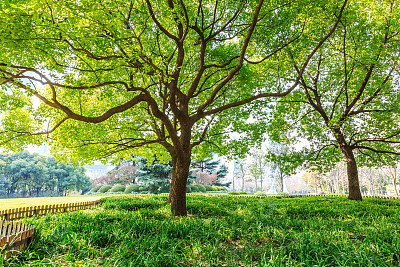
left=342, top=147, right=362, bottom=200
left=169, top=155, right=191, bottom=216
left=333, top=125, right=362, bottom=200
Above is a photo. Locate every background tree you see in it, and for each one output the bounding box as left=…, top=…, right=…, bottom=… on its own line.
left=0, top=152, right=91, bottom=196
left=264, top=0, right=400, bottom=200
left=214, top=164, right=231, bottom=187
left=136, top=157, right=172, bottom=193
left=95, top=164, right=137, bottom=186
left=234, top=159, right=249, bottom=192
left=249, top=148, right=270, bottom=191
left=0, top=0, right=347, bottom=215
left=266, top=143, right=300, bottom=192
left=191, top=159, right=220, bottom=175
left=383, top=164, right=398, bottom=197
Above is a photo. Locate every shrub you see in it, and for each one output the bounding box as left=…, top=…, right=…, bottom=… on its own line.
left=190, top=184, right=199, bottom=192
left=204, top=185, right=214, bottom=191
left=98, top=185, right=112, bottom=193
left=125, top=184, right=141, bottom=194
left=186, top=186, right=192, bottom=193
left=194, top=184, right=206, bottom=193
left=238, top=191, right=247, bottom=194
left=110, top=184, right=126, bottom=193
left=139, top=186, right=147, bottom=191
left=254, top=191, right=267, bottom=197
left=228, top=191, right=239, bottom=195
left=90, top=185, right=102, bottom=192
left=214, top=186, right=227, bottom=191
left=197, top=184, right=207, bottom=193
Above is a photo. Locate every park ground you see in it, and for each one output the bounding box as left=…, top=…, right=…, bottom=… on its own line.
left=2, top=195, right=400, bottom=266
left=0, top=194, right=108, bottom=210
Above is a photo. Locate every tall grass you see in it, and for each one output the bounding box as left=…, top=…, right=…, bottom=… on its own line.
left=4, top=195, right=400, bottom=266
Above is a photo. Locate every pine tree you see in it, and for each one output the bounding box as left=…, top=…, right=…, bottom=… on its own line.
left=191, top=159, right=220, bottom=174
left=136, top=157, right=172, bottom=194
left=214, top=164, right=231, bottom=187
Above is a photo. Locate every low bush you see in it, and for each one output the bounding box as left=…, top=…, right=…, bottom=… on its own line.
left=110, top=184, right=126, bottom=193
left=228, top=191, right=239, bottom=195
left=186, top=185, right=192, bottom=193
left=238, top=191, right=247, bottom=194
left=124, top=184, right=141, bottom=194
left=204, top=185, right=214, bottom=191
left=139, top=186, right=147, bottom=191
left=192, top=184, right=206, bottom=193
left=98, top=185, right=112, bottom=193
left=90, top=185, right=102, bottom=192
left=254, top=191, right=267, bottom=197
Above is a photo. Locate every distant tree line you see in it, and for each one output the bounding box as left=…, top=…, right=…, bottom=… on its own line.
left=302, top=163, right=399, bottom=196
left=91, top=157, right=230, bottom=194
left=0, top=151, right=91, bottom=197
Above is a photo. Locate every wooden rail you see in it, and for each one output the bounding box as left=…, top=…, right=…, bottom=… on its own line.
left=0, top=200, right=101, bottom=221
left=0, top=220, right=35, bottom=258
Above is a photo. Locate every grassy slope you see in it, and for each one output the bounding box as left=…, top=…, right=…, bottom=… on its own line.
left=4, top=195, right=400, bottom=266
left=0, top=195, right=109, bottom=210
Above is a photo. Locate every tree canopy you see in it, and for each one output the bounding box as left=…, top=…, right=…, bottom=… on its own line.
left=0, top=151, right=91, bottom=196
left=0, top=0, right=348, bottom=215
left=263, top=0, right=400, bottom=200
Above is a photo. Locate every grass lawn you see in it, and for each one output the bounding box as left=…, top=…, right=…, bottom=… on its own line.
left=0, top=194, right=110, bottom=211
left=3, top=195, right=400, bottom=266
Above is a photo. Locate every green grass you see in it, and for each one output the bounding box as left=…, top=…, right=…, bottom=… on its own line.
left=3, top=195, right=400, bottom=266
left=0, top=195, right=109, bottom=210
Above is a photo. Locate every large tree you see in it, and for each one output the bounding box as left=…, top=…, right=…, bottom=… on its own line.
left=0, top=0, right=347, bottom=215
left=264, top=0, right=400, bottom=200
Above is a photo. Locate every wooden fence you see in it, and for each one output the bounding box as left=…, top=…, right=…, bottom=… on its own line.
left=0, top=220, right=35, bottom=258
left=0, top=200, right=101, bottom=221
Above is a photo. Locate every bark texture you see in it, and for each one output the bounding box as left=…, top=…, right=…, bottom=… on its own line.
left=169, top=155, right=191, bottom=216
left=342, top=147, right=362, bottom=200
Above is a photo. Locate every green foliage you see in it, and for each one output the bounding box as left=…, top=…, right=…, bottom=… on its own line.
left=12, top=195, right=400, bottom=266
left=138, top=186, right=146, bottom=192
left=109, top=184, right=125, bottom=193
left=124, top=184, right=140, bottom=194
left=136, top=157, right=172, bottom=194
left=0, top=151, right=91, bottom=196
left=254, top=191, right=267, bottom=197
left=98, top=185, right=112, bottom=193
left=228, top=191, right=239, bottom=195
left=214, top=164, right=231, bottom=187
left=90, top=185, right=102, bottom=193
left=204, top=185, right=214, bottom=192
left=191, top=159, right=220, bottom=174
left=192, top=184, right=206, bottom=193
left=0, top=0, right=365, bottom=214
left=260, top=1, right=400, bottom=174
left=186, top=185, right=192, bottom=193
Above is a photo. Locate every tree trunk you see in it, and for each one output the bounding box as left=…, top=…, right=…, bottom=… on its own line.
left=169, top=155, right=191, bottom=216
left=342, top=147, right=362, bottom=200
left=232, top=173, right=235, bottom=191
